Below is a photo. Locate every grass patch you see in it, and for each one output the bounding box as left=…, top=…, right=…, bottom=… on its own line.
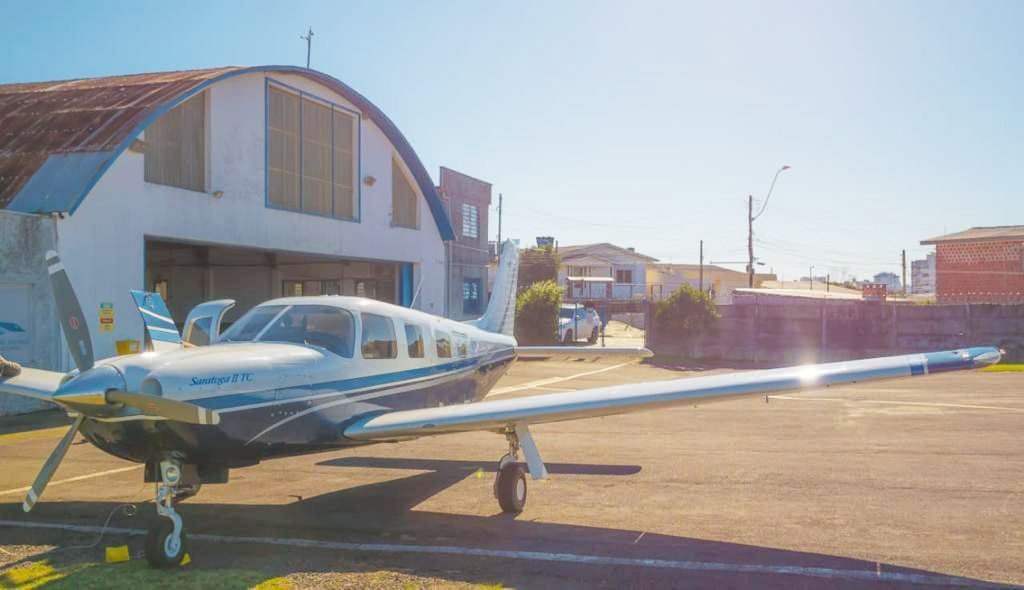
left=982, top=363, right=1024, bottom=373
left=1, top=560, right=290, bottom=590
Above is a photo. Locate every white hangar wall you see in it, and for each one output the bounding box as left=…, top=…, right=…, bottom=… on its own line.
left=53, top=71, right=447, bottom=363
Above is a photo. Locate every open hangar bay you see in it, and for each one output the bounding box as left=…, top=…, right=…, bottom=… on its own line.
left=1, top=357, right=1021, bottom=589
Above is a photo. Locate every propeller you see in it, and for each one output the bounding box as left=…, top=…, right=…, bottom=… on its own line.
left=107, top=391, right=220, bottom=425
left=21, top=251, right=221, bottom=513
left=45, top=251, right=94, bottom=372
left=23, top=415, right=84, bottom=512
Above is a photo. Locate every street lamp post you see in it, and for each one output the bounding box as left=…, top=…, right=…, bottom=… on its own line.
left=748, top=165, right=791, bottom=288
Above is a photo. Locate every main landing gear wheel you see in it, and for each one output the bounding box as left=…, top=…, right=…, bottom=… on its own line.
left=145, top=458, right=189, bottom=568
left=496, top=462, right=527, bottom=513
left=562, top=330, right=574, bottom=345
left=588, top=328, right=599, bottom=344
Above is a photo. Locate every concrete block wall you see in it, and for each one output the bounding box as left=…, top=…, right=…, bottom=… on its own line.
left=649, top=299, right=1024, bottom=366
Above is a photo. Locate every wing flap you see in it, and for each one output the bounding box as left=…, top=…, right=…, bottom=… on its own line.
left=343, top=347, right=1000, bottom=442
left=0, top=368, right=65, bottom=403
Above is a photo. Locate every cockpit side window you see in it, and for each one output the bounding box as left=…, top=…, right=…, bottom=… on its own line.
left=220, top=305, right=287, bottom=342
left=361, top=313, right=398, bottom=359
left=404, top=323, right=425, bottom=358
left=453, top=331, right=469, bottom=358
left=258, top=305, right=355, bottom=357
left=435, top=330, right=452, bottom=358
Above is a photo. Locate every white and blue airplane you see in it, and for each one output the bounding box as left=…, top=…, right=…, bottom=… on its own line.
left=0, top=241, right=1003, bottom=567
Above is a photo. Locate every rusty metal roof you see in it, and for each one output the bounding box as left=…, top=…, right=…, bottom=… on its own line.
left=0, top=66, right=454, bottom=239
left=920, top=225, right=1024, bottom=244
left=0, top=68, right=237, bottom=208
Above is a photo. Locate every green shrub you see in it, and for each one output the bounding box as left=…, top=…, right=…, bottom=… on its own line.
left=654, top=283, right=719, bottom=341
left=515, top=280, right=562, bottom=344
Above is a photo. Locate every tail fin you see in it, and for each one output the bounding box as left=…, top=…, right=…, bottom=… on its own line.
left=129, top=290, right=181, bottom=352
left=470, top=240, right=519, bottom=336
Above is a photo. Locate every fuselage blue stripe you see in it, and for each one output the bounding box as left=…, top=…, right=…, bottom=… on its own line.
left=190, top=348, right=516, bottom=411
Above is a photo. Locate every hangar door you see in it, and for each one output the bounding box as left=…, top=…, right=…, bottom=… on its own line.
left=145, top=240, right=403, bottom=328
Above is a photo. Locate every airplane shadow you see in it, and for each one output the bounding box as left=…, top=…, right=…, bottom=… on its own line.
left=0, top=456, right=1012, bottom=589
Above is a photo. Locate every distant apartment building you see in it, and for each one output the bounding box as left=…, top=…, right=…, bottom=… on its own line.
left=873, top=272, right=902, bottom=292
left=911, top=252, right=936, bottom=294
left=439, top=167, right=492, bottom=319
left=558, top=243, right=656, bottom=301
left=921, top=226, right=1024, bottom=304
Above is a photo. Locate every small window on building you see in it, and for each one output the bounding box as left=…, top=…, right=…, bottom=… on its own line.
left=404, top=323, right=425, bottom=358
left=434, top=330, right=452, bottom=358
left=145, top=91, right=206, bottom=192
left=283, top=280, right=304, bottom=296
left=615, top=269, right=633, bottom=284
left=392, top=158, right=419, bottom=229
left=361, top=313, right=397, bottom=359
left=462, top=279, right=482, bottom=315
left=461, top=203, right=479, bottom=238
left=268, top=85, right=359, bottom=219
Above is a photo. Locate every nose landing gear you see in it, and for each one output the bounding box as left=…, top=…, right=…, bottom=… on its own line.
left=145, top=459, right=189, bottom=567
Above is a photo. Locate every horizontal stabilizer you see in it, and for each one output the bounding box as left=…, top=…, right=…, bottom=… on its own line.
left=344, top=347, right=1000, bottom=442
left=516, top=346, right=653, bottom=359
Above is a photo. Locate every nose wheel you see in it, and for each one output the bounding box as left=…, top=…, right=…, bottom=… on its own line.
left=145, top=459, right=189, bottom=568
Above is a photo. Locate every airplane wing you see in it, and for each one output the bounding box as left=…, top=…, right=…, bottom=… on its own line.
left=0, top=368, right=65, bottom=404
left=344, top=347, right=1001, bottom=442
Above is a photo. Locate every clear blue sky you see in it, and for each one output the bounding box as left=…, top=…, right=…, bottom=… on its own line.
left=3, top=0, right=1022, bottom=282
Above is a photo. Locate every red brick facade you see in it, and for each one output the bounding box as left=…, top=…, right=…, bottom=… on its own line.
left=934, top=239, right=1024, bottom=303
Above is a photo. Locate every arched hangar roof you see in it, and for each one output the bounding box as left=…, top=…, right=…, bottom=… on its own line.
left=0, top=66, right=454, bottom=240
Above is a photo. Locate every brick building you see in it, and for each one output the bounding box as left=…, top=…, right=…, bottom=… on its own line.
left=439, top=167, right=492, bottom=319
left=920, top=226, right=1024, bottom=303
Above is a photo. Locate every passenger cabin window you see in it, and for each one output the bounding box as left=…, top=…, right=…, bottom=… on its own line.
left=404, top=323, right=425, bottom=358
left=259, top=305, right=355, bottom=358
left=361, top=313, right=397, bottom=359
left=391, top=158, right=418, bottom=229
left=267, top=85, right=358, bottom=219
left=145, top=91, right=206, bottom=192
left=453, top=332, right=469, bottom=358
left=434, top=330, right=452, bottom=358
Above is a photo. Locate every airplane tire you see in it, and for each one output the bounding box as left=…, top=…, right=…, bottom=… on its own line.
left=588, top=328, right=599, bottom=344
left=562, top=330, right=573, bottom=345
left=145, top=520, right=188, bottom=568
left=496, top=462, right=527, bottom=513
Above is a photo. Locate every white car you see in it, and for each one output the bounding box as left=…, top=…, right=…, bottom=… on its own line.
left=558, top=305, right=601, bottom=344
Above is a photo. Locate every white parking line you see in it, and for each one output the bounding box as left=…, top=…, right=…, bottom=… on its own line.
left=0, top=465, right=142, bottom=497
left=769, top=396, right=1024, bottom=413
left=0, top=519, right=999, bottom=587
left=488, top=362, right=634, bottom=397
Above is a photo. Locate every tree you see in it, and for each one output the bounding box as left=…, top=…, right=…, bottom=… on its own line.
left=515, top=280, right=562, bottom=344
left=518, top=247, right=559, bottom=291
left=654, top=283, right=719, bottom=341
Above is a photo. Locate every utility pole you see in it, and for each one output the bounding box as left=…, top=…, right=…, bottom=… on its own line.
left=699, top=239, right=704, bottom=293
left=497, top=193, right=503, bottom=247
left=826, top=273, right=830, bottom=293
left=809, top=266, right=814, bottom=290
left=901, top=249, right=907, bottom=297
left=747, top=195, right=754, bottom=288
left=301, top=27, right=314, bottom=68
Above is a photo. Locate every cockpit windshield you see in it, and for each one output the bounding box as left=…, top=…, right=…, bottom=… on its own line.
left=220, top=305, right=286, bottom=342
left=219, top=304, right=356, bottom=358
